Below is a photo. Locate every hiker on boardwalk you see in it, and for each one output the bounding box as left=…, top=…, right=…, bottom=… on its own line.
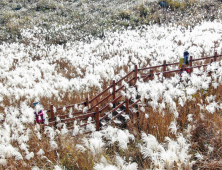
left=34, top=102, right=45, bottom=124
left=179, top=51, right=190, bottom=74
left=183, top=51, right=189, bottom=67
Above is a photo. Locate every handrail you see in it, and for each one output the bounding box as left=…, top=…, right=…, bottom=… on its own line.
left=138, top=64, right=164, bottom=71
left=89, top=86, right=112, bottom=103
left=143, top=74, right=151, bottom=81
left=61, top=112, right=95, bottom=123
left=90, top=93, right=112, bottom=111
left=47, top=102, right=84, bottom=113
left=87, top=71, right=133, bottom=104
left=40, top=121, right=55, bottom=128
left=116, top=70, right=134, bottom=84
left=129, top=99, right=141, bottom=108
left=192, top=55, right=214, bottom=61
left=88, top=71, right=133, bottom=104
left=137, top=54, right=220, bottom=71
left=100, top=95, right=123, bottom=113
left=57, top=111, right=83, bottom=118
left=44, top=52, right=221, bottom=129
left=103, top=110, right=125, bottom=127
left=141, top=69, right=181, bottom=81
left=84, top=131, right=93, bottom=135
left=67, top=121, right=95, bottom=130
left=164, top=69, right=181, bottom=74
left=167, top=62, right=180, bottom=66
left=56, top=102, right=84, bottom=111
left=191, top=64, right=208, bottom=69
left=141, top=63, right=211, bottom=79
left=116, top=77, right=135, bottom=93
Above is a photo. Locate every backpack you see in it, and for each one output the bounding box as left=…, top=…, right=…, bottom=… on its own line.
left=179, top=58, right=184, bottom=68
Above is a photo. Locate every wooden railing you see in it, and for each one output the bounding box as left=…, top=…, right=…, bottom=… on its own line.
left=41, top=52, right=221, bottom=133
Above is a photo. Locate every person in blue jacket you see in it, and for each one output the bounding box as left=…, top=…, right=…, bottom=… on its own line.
left=183, top=51, right=189, bottom=66
left=179, top=51, right=190, bottom=75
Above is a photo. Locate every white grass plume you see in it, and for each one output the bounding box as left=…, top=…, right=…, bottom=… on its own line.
left=169, top=121, right=178, bottom=134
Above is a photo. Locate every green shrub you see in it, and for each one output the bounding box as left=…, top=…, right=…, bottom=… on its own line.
left=0, top=0, right=8, bottom=5
left=119, top=9, right=131, bottom=20
left=2, top=11, right=16, bottom=23
left=167, top=0, right=188, bottom=11
left=36, top=0, right=57, bottom=11
left=136, top=4, right=149, bottom=17
left=131, top=16, right=139, bottom=23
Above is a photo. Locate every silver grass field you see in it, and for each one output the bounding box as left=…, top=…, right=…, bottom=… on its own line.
left=1, top=0, right=222, bottom=169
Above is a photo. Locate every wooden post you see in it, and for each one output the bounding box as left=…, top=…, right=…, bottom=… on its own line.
left=84, top=97, right=89, bottom=112
left=126, top=96, right=129, bottom=114
left=209, top=59, right=214, bottom=76
left=95, top=106, right=100, bottom=131
left=51, top=104, right=55, bottom=121
left=86, top=97, right=89, bottom=107
left=189, top=56, right=193, bottom=74
left=150, top=69, right=154, bottom=80
left=134, top=65, right=138, bottom=85
left=113, top=80, right=116, bottom=108
left=163, top=60, right=166, bottom=78
left=214, top=52, right=217, bottom=62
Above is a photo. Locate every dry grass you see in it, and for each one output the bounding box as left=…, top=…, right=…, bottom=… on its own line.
left=126, top=81, right=222, bottom=169
left=2, top=58, right=222, bottom=169
left=2, top=68, right=222, bottom=169
left=1, top=15, right=222, bottom=169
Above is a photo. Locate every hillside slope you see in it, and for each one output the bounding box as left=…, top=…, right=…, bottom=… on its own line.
left=0, top=0, right=222, bottom=44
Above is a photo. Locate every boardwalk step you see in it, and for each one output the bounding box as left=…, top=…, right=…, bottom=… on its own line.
left=100, top=120, right=107, bottom=126
left=113, top=119, right=122, bottom=125
left=121, top=113, right=130, bottom=120
left=112, top=110, right=126, bottom=121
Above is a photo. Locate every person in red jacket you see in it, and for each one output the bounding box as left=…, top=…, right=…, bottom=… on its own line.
left=34, top=102, right=45, bottom=124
